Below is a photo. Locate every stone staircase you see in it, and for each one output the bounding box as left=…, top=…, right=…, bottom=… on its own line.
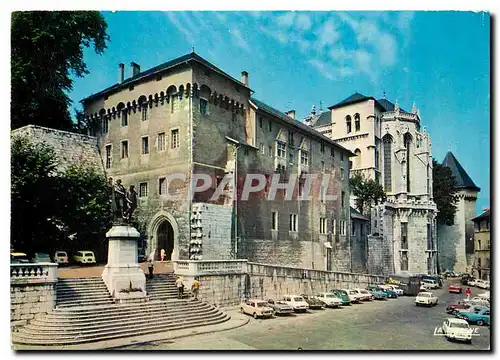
left=12, top=274, right=229, bottom=346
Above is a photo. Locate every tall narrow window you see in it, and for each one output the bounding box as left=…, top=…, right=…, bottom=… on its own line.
left=354, top=113, right=360, bottom=131
left=272, top=211, right=278, bottom=230
left=331, top=147, right=335, bottom=158
left=340, top=168, right=345, bottom=180
left=158, top=132, right=166, bottom=151
left=321, top=161, right=325, bottom=173
left=427, top=223, right=433, bottom=250
left=200, top=98, right=208, bottom=115
left=171, top=129, right=179, bottom=149
left=141, top=106, right=148, bottom=121
left=268, top=120, right=272, bottom=132
left=259, top=116, right=263, bottom=128
left=404, top=133, right=412, bottom=192
left=401, top=222, right=408, bottom=249
left=289, top=214, right=298, bottom=232
left=352, top=222, right=356, bottom=236
left=141, top=136, right=149, bottom=154
left=300, top=151, right=309, bottom=166
left=277, top=141, right=286, bottom=158
left=346, top=115, right=352, bottom=133
left=105, top=145, right=112, bottom=169
left=121, top=111, right=128, bottom=127
left=320, top=218, right=327, bottom=234
left=121, top=140, right=129, bottom=159
left=288, top=131, right=294, bottom=146
left=159, top=177, right=166, bottom=195
left=102, top=116, right=108, bottom=134
left=341, top=191, right=345, bottom=208
left=320, top=142, right=325, bottom=153
left=289, top=151, right=294, bottom=164
left=383, top=134, right=393, bottom=192
left=332, top=218, right=336, bottom=234
left=401, top=252, right=408, bottom=271
left=139, top=182, right=148, bottom=197
left=171, top=95, right=177, bottom=113
left=260, top=143, right=265, bottom=155
left=268, top=145, right=273, bottom=158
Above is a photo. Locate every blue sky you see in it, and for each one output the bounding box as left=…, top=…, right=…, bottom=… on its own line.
left=69, top=11, right=490, bottom=213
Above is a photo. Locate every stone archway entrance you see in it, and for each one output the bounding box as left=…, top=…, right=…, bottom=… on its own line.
left=156, top=220, right=175, bottom=261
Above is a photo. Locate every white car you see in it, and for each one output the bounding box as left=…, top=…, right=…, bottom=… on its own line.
left=467, top=279, right=478, bottom=287
left=380, top=284, right=404, bottom=296
left=442, top=318, right=474, bottom=343
left=342, top=289, right=362, bottom=303
left=476, top=280, right=490, bottom=289
left=465, top=297, right=490, bottom=307
left=315, top=293, right=342, bottom=308
left=53, top=251, right=69, bottom=265
left=354, top=288, right=374, bottom=301
left=415, top=292, right=439, bottom=306
left=477, top=291, right=490, bottom=301
left=282, top=295, right=309, bottom=312
left=422, top=279, right=439, bottom=289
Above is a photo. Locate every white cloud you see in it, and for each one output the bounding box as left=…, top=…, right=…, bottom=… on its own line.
left=228, top=28, right=251, bottom=52
left=309, top=59, right=335, bottom=80
left=276, top=12, right=296, bottom=27
left=315, top=18, right=340, bottom=49
left=165, top=12, right=195, bottom=44
left=296, top=13, right=312, bottom=31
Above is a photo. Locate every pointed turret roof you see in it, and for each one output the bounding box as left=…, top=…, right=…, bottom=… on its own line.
left=442, top=152, right=480, bottom=192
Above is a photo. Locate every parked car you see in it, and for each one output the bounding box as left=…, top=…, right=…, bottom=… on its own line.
left=10, top=252, right=30, bottom=264
left=467, top=279, right=479, bottom=287
left=415, top=292, right=438, bottom=307
left=240, top=299, right=274, bottom=319
left=329, top=290, right=351, bottom=305
left=446, top=301, right=471, bottom=315
left=341, top=289, right=362, bottom=303
left=282, top=295, right=309, bottom=313
left=354, top=288, right=374, bottom=301
left=442, top=318, right=474, bottom=343
left=379, top=284, right=403, bottom=296
left=421, top=279, right=439, bottom=289
left=476, top=280, right=490, bottom=289
left=456, top=306, right=490, bottom=326
left=423, top=275, right=443, bottom=288
left=73, top=250, right=96, bottom=265
left=366, top=286, right=388, bottom=300
left=267, top=299, right=294, bottom=315
left=465, top=297, right=490, bottom=308
left=476, top=291, right=490, bottom=301
left=372, top=285, right=397, bottom=298
left=460, top=274, right=474, bottom=285
left=31, top=252, right=52, bottom=263
left=53, top=251, right=69, bottom=265
left=448, top=284, right=462, bottom=294
left=300, top=294, right=326, bottom=309
left=314, top=293, right=342, bottom=308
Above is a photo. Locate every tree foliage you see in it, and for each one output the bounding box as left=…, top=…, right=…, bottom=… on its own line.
left=11, top=11, right=109, bottom=130
left=432, top=159, right=457, bottom=226
left=349, top=172, right=387, bottom=217
left=11, top=136, right=112, bottom=256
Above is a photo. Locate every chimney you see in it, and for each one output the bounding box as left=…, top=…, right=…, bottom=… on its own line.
left=131, top=62, right=141, bottom=77
left=118, top=63, right=125, bottom=83
left=483, top=207, right=490, bottom=212
left=241, top=71, right=249, bottom=86
left=285, top=110, right=296, bottom=119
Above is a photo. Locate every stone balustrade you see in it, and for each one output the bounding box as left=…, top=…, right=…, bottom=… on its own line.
left=10, top=263, right=58, bottom=285
left=174, top=259, right=248, bottom=276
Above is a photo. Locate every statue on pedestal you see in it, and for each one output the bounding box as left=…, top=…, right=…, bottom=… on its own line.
left=109, top=178, right=136, bottom=225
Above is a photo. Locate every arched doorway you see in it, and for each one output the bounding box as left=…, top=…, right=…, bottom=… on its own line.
left=156, top=220, right=175, bottom=261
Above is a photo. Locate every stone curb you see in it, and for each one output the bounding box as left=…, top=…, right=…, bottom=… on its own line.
left=11, top=311, right=249, bottom=351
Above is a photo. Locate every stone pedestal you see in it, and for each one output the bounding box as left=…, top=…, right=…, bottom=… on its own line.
left=102, top=225, right=147, bottom=303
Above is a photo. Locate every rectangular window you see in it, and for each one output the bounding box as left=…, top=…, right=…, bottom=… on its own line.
left=332, top=218, right=336, bottom=234
left=171, top=129, right=179, bottom=149
left=300, top=151, right=309, bottom=166
left=139, top=182, right=148, bottom=197
left=244, top=147, right=249, bottom=156
left=341, top=168, right=345, bottom=180
left=341, top=152, right=344, bottom=161
left=289, top=214, right=298, bottom=232
left=340, top=221, right=346, bottom=235
left=102, top=117, right=108, bottom=134
left=401, top=252, right=408, bottom=271
left=320, top=218, right=327, bottom=234
left=401, top=222, right=408, bottom=249
left=268, top=120, right=272, bottom=132
left=268, top=145, right=273, bottom=158
left=200, top=98, right=208, bottom=115
left=352, top=222, right=356, bottom=236
left=259, top=116, right=263, bottom=128
left=141, top=106, right=148, bottom=121
left=159, top=177, right=166, bottom=195
left=320, top=142, right=325, bottom=153
left=260, top=143, right=265, bottom=155
left=158, top=132, right=166, bottom=151
left=272, top=211, right=278, bottom=230
left=105, top=145, right=112, bottom=169
left=341, top=191, right=345, bottom=208
left=321, top=161, right=325, bottom=173
left=121, top=111, right=128, bottom=127
left=360, top=223, right=364, bottom=236
left=288, top=131, right=294, bottom=146
left=427, top=223, right=433, bottom=250
left=171, top=95, right=177, bottom=113
left=298, top=177, right=305, bottom=197
left=121, top=140, right=129, bottom=159
left=331, top=147, right=335, bottom=157
left=289, top=152, right=294, bottom=164
left=277, top=142, right=286, bottom=158
left=141, top=136, right=149, bottom=154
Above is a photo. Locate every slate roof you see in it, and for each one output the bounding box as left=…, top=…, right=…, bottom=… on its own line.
left=328, top=92, right=385, bottom=111
left=377, top=98, right=408, bottom=113
left=350, top=207, right=369, bottom=221
left=313, top=111, right=331, bottom=127
left=442, top=152, right=480, bottom=192
left=471, top=209, right=490, bottom=223
left=81, top=52, right=251, bottom=103
left=250, top=98, right=355, bottom=156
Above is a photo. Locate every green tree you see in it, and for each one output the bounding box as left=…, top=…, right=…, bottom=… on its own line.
left=11, top=11, right=109, bottom=130
left=432, top=159, right=457, bottom=226
left=349, top=172, right=387, bottom=218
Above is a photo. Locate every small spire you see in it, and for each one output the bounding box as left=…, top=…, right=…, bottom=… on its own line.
left=319, top=100, right=323, bottom=112
left=394, top=100, right=400, bottom=112
left=383, top=91, right=387, bottom=99
left=311, top=104, right=316, bottom=115
left=412, top=102, right=417, bottom=114
left=448, top=141, right=452, bottom=152
left=192, top=46, right=195, bottom=53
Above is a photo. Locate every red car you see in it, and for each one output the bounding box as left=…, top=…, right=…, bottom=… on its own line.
left=448, top=284, right=463, bottom=293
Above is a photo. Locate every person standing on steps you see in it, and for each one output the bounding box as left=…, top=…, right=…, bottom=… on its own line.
left=160, top=248, right=166, bottom=262
left=176, top=276, right=184, bottom=299
left=191, top=277, right=200, bottom=300
left=147, top=259, right=154, bottom=280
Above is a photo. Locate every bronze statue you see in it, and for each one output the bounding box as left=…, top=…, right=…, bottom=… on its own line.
left=125, top=185, right=138, bottom=222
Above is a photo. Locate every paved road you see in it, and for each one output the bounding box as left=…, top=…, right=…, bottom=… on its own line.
left=124, top=281, right=490, bottom=350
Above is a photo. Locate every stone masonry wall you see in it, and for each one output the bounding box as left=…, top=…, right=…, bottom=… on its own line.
left=11, top=283, right=56, bottom=327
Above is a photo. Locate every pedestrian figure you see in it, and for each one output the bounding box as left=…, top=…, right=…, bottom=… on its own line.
left=192, top=277, right=200, bottom=300
left=465, top=287, right=471, bottom=300
left=176, top=276, right=184, bottom=299
left=148, top=260, right=154, bottom=279
left=160, top=248, right=166, bottom=262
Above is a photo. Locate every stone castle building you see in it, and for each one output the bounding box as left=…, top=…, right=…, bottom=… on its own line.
left=81, top=52, right=354, bottom=271
left=471, top=208, right=490, bottom=280
left=437, top=151, right=480, bottom=274
left=308, top=93, right=438, bottom=275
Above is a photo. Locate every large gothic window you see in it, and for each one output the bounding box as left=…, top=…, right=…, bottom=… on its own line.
left=354, top=113, right=360, bottom=131
left=404, top=133, right=412, bottom=193
left=346, top=115, right=352, bottom=133
left=383, top=134, right=393, bottom=192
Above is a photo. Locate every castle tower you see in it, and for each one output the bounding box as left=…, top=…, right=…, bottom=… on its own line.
left=437, top=152, right=480, bottom=274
